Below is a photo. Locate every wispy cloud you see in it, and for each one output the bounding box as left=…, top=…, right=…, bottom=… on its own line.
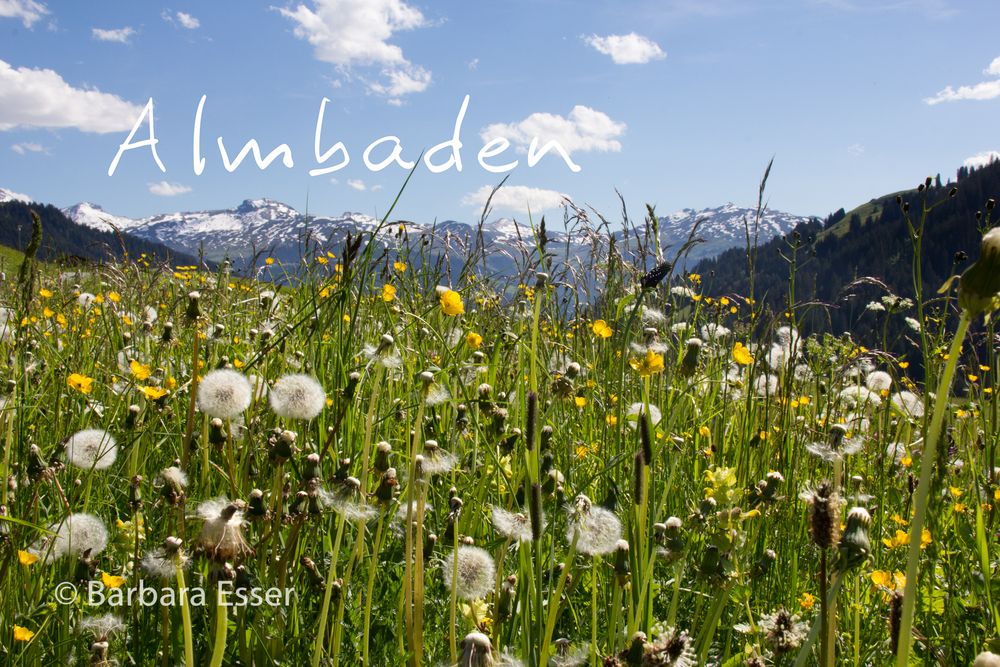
left=0, top=59, right=143, bottom=133
left=346, top=178, right=367, bottom=191
left=0, top=0, right=48, bottom=28
left=11, top=141, right=48, bottom=154
left=481, top=106, right=626, bottom=156
left=278, top=0, right=432, bottom=102
left=92, top=26, right=136, bottom=43
left=162, top=9, right=199, bottom=29
left=148, top=181, right=192, bottom=196
left=963, top=151, right=1000, bottom=169
left=847, top=143, right=865, bottom=157
left=584, top=33, right=665, bottom=65
left=462, top=185, right=569, bottom=213
left=925, top=54, right=1000, bottom=105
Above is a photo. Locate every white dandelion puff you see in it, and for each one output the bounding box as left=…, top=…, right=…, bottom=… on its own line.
left=700, top=323, right=731, bottom=342
left=195, top=498, right=249, bottom=560
left=492, top=506, right=543, bottom=543
left=865, top=370, right=893, bottom=393
left=890, top=391, right=924, bottom=419
left=567, top=495, right=622, bottom=556
left=625, top=402, right=662, bottom=429
left=421, top=440, right=458, bottom=476
left=76, top=614, right=125, bottom=640
left=31, top=513, right=109, bottom=563
left=64, top=429, right=117, bottom=470
left=196, top=369, right=252, bottom=420
left=442, top=545, right=496, bottom=600
left=269, top=373, right=326, bottom=420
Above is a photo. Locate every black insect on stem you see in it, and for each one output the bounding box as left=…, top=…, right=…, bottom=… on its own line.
left=640, top=261, right=672, bottom=291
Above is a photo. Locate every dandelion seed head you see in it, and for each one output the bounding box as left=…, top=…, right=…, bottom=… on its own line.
left=974, top=652, right=1000, bottom=667
left=492, top=506, right=542, bottom=543
left=891, top=391, right=924, bottom=419
left=65, top=429, right=117, bottom=470
left=625, top=403, right=662, bottom=429
left=700, top=323, right=731, bottom=341
left=196, top=498, right=249, bottom=560
left=567, top=496, right=622, bottom=556
left=443, top=545, right=496, bottom=600
left=759, top=607, right=807, bottom=655
left=32, top=513, right=109, bottom=563
left=269, top=374, right=326, bottom=420
left=421, top=440, right=458, bottom=476
left=196, top=369, right=252, bottom=420
left=76, top=614, right=125, bottom=640
left=865, top=370, right=893, bottom=392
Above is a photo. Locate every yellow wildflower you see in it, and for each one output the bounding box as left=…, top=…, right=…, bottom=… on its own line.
left=18, top=550, right=38, bottom=566
left=629, top=348, right=665, bottom=377
left=465, top=332, right=483, bottom=349
left=130, top=360, right=151, bottom=381
left=591, top=319, right=612, bottom=339
left=101, top=572, right=126, bottom=588
left=440, top=289, right=464, bottom=316
left=13, top=625, right=34, bottom=642
left=732, top=342, right=754, bottom=366
left=382, top=284, right=397, bottom=302
left=67, top=373, right=94, bottom=394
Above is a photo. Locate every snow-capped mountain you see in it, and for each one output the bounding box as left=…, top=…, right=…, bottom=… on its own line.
left=0, top=187, right=31, bottom=204
left=658, top=203, right=813, bottom=266
left=62, top=202, right=140, bottom=233
left=54, top=195, right=811, bottom=272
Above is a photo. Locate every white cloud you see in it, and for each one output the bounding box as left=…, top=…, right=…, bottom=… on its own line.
left=92, top=26, right=136, bottom=43
left=462, top=185, right=569, bottom=213
left=847, top=143, right=865, bottom=156
left=148, top=181, right=192, bottom=196
left=176, top=11, right=199, bottom=29
left=963, top=151, right=1000, bottom=169
left=11, top=141, right=47, bottom=154
left=162, top=10, right=199, bottom=29
left=0, top=59, right=143, bottom=133
left=366, top=64, right=431, bottom=99
left=584, top=33, right=665, bottom=65
left=467, top=58, right=479, bottom=70
left=278, top=0, right=432, bottom=99
left=0, top=0, right=48, bottom=28
left=346, top=178, right=366, bottom=191
left=925, top=55, right=1000, bottom=104
left=481, top=106, right=626, bottom=156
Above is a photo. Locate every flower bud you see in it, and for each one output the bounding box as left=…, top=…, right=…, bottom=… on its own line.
left=958, top=227, right=1000, bottom=319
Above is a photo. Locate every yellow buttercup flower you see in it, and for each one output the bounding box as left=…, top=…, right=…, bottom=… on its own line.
left=17, top=550, right=39, bottom=566
left=382, top=284, right=397, bottom=302
left=68, top=373, right=95, bottom=394
left=732, top=342, right=754, bottom=366
left=101, top=572, right=127, bottom=588
left=465, top=332, right=483, bottom=348
left=394, top=260, right=407, bottom=272
left=591, top=319, right=612, bottom=339
left=39, top=288, right=53, bottom=298
left=13, top=625, right=34, bottom=642
left=574, top=396, right=588, bottom=409
left=629, top=348, right=665, bottom=377
left=440, top=289, right=464, bottom=316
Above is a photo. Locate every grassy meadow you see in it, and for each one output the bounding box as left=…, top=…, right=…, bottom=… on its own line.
left=1, top=186, right=999, bottom=667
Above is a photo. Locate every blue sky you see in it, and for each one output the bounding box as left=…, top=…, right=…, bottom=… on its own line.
left=1, top=0, right=999, bottom=224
